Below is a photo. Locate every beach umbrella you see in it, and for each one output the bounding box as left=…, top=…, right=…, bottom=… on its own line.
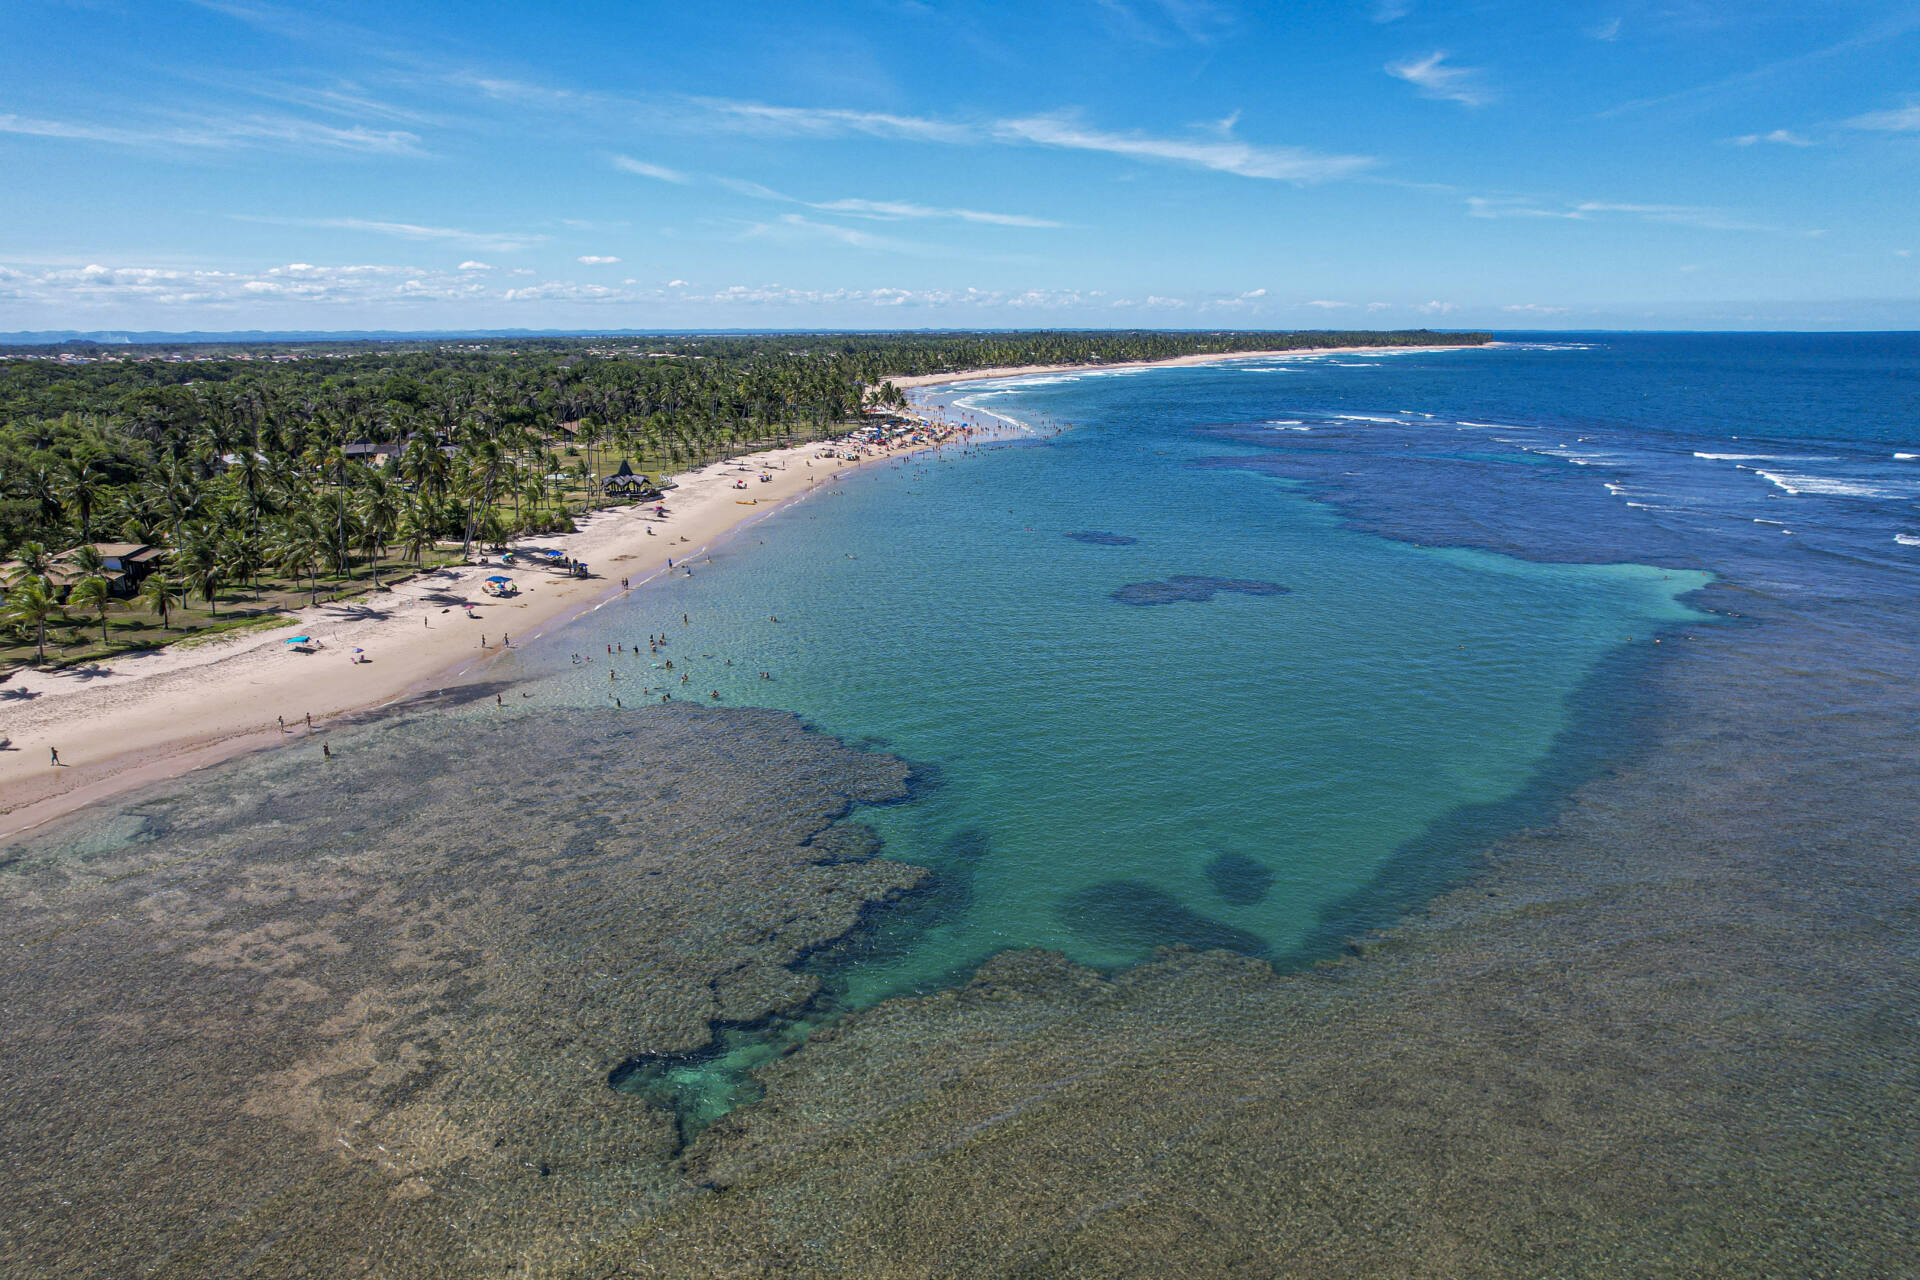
left=285, top=636, right=311, bottom=644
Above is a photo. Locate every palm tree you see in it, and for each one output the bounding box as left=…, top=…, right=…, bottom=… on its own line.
left=68, top=575, right=113, bottom=645
left=396, top=494, right=435, bottom=566
left=179, top=533, right=223, bottom=618
left=4, top=576, right=56, bottom=662
left=138, top=573, right=182, bottom=632
left=60, top=452, right=105, bottom=540
left=356, top=479, right=400, bottom=587
left=268, top=511, right=327, bottom=606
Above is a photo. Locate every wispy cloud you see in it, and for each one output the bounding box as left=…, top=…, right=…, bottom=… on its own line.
left=458, top=260, right=493, bottom=271
left=576, top=255, right=621, bottom=265
left=1731, top=128, right=1813, bottom=146
left=1094, top=0, right=1235, bottom=45
left=1467, top=195, right=1801, bottom=234
left=0, top=111, right=423, bottom=155
left=233, top=215, right=545, bottom=252
left=994, top=111, right=1372, bottom=182
left=1847, top=101, right=1920, bottom=132
left=1503, top=303, right=1568, bottom=314
left=615, top=159, right=1061, bottom=229
left=1371, top=1, right=1413, bottom=22
left=1305, top=299, right=1352, bottom=308
left=660, top=97, right=1372, bottom=184
left=1588, top=17, right=1622, bottom=41
left=686, top=99, right=973, bottom=143
left=1598, top=13, right=1920, bottom=119
left=612, top=155, right=690, bottom=183
left=1386, top=52, right=1496, bottom=107
left=807, top=198, right=1062, bottom=228
left=740, top=213, right=933, bottom=255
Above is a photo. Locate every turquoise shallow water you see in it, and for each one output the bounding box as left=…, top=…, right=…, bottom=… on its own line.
left=524, top=354, right=1710, bottom=1011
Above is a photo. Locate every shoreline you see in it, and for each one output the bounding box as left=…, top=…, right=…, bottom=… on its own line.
left=0, top=341, right=1474, bottom=838
left=884, top=342, right=1488, bottom=390
left=0, top=428, right=960, bottom=839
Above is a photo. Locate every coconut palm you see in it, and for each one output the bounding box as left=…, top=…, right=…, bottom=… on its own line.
left=138, top=573, right=182, bottom=632
left=4, top=575, right=56, bottom=662
left=68, top=574, right=114, bottom=645
left=178, top=532, right=223, bottom=618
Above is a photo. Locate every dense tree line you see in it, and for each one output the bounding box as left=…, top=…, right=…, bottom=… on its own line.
left=0, top=329, right=1484, bottom=652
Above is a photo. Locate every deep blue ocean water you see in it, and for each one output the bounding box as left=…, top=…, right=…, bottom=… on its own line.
left=514, top=333, right=1917, bottom=1059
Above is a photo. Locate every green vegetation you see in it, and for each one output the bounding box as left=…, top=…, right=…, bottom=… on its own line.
left=0, top=329, right=1485, bottom=668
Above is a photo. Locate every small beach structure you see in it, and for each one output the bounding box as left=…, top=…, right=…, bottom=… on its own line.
left=601, top=459, right=672, bottom=500
left=481, top=576, right=517, bottom=598
left=284, top=636, right=325, bottom=654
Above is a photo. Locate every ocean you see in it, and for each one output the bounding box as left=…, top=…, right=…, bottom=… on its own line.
left=5, top=333, right=1916, bottom=1276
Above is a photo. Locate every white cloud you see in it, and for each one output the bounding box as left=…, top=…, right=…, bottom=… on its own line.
left=1372, top=1, right=1412, bottom=21
left=1847, top=102, right=1920, bottom=132
left=234, top=215, right=545, bottom=252
left=458, top=260, right=492, bottom=271
left=1241, top=288, right=1267, bottom=298
left=1305, top=299, right=1351, bottom=308
left=1588, top=17, right=1622, bottom=41
left=1417, top=300, right=1456, bottom=314
left=1386, top=52, right=1495, bottom=107
left=0, top=260, right=496, bottom=308
left=995, top=111, right=1372, bottom=182
left=1502, top=303, right=1568, bottom=314
left=1366, top=301, right=1392, bottom=311
left=0, top=110, right=423, bottom=155
left=576, top=255, right=622, bottom=264
left=667, top=278, right=690, bottom=286
left=688, top=99, right=974, bottom=143
left=808, top=197, right=1062, bottom=228
left=1731, top=129, right=1813, bottom=147
left=1467, top=196, right=1789, bottom=233
left=612, top=155, right=690, bottom=183
left=1896, top=249, right=1913, bottom=258
left=740, top=213, right=926, bottom=254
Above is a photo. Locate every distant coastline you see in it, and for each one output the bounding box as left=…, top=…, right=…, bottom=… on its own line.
left=886, top=341, right=1492, bottom=390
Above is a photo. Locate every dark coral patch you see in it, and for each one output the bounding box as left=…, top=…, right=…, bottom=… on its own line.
left=1111, top=576, right=1290, bottom=606
left=1205, top=851, right=1275, bottom=907
left=1056, top=880, right=1269, bottom=957
left=1066, top=531, right=1139, bottom=546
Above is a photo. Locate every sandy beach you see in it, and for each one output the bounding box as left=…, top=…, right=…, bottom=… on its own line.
left=0, top=433, right=952, bottom=838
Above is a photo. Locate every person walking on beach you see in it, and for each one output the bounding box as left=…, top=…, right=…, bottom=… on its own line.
left=278, top=715, right=285, bottom=732
left=305, top=712, right=312, bottom=729
left=49, top=747, right=60, bottom=766
left=322, top=743, right=331, bottom=759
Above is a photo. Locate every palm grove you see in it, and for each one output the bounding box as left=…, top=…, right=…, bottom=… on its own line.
left=0, top=329, right=1481, bottom=664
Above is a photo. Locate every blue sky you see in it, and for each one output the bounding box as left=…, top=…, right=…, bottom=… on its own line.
left=3, top=0, right=1918, bottom=331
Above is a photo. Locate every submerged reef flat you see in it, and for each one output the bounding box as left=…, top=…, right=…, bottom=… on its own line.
left=0, top=703, right=916, bottom=1278
left=1110, top=575, right=1290, bottom=605
left=607, top=617, right=1920, bottom=1278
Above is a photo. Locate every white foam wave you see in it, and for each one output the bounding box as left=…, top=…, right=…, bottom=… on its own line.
left=1896, top=533, right=1920, bottom=547
left=1896, top=453, right=1918, bottom=461
left=1332, top=414, right=1404, bottom=424
left=1694, top=451, right=1839, bottom=462
left=1750, top=469, right=1904, bottom=499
